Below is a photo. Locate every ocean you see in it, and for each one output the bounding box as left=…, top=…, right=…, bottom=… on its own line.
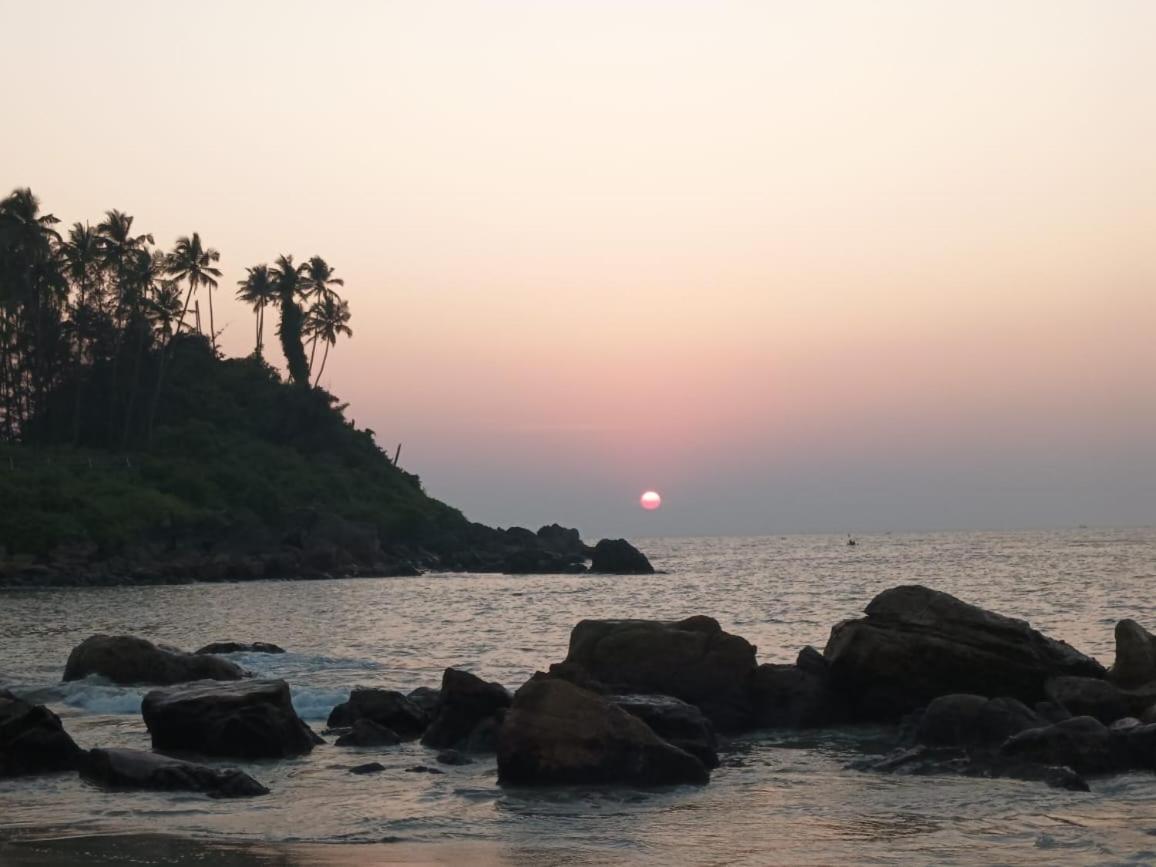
left=2, top=528, right=1155, bottom=865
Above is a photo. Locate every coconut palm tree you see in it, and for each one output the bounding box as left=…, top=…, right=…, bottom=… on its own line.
left=96, top=210, right=153, bottom=324
left=147, top=281, right=185, bottom=341
left=58, top=222, right=104, bottom=441
left=270, top=255, right=310, bottom=386
left=305, top=294, right=352, bottom=386
left=303, top=256, right=343, bottom=374
left=235, top=264, right=277, bottom=357
left=164, top=233, right=221, bottom=350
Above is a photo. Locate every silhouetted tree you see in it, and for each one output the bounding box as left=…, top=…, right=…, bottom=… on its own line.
left=305, top=294, right=352, bottom=386
left=235, top=264, right=277, bottom=357
left=271, top=255, right=310, bottom=386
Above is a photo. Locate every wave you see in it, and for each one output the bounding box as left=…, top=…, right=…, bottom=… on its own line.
left=289, top=685, right=349, bottom=721
left=19, top=677, right=146, bottom=715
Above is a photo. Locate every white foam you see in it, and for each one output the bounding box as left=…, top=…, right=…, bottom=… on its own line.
left=22, top=677, right=146, bottom=715
left=289, top=685, right=350, bottom=721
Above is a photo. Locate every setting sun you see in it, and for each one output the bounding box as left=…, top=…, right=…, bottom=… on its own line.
left=640, top=491, right=662, bottom=511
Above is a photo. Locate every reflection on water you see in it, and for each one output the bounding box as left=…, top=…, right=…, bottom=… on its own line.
left=1, top=528, right=1155, bottom=865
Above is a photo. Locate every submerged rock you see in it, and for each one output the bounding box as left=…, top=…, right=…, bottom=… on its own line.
left=327, top=688, right=430, bottom=737
left=589, top=539, right=654, bottom=575
left=0, top=692, right=83, bottom=778
left=80, top=748, right=268, bottom=798
left=349, top=762, right=386, bottom=775
left=824, top=586, right=1105, bottom=721
left=335, top=719, right=401, bottom=747
left=561, top=616, right=757, bottom=730
left=142, top=679, right=322, bottom=759
left=64, top=635, right=245, bottom=685
left=497, top=678, right=709, bottom=786
left=421, top=668, right=511, bottom=750
left=853, top=744, right=1089, bottom=792
left=195, top=642, right=286, bottom=655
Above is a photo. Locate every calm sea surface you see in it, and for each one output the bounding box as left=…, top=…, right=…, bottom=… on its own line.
left=2, top=529, right=1155, bottom=865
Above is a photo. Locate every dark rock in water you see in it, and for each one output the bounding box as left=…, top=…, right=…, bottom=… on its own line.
left=497, top=678, right=709, bottom=786
left=589, top=539, right=654, bottom=575
left=335, top=719, right=402, bottom=747
left=502, top=548, right=586, bottom=575
left=853, top=744, right=1089, bottom=792
left=612, top=694, right=719, bottom=769
left=795, top=646, right=828, bottom=676
left=751, top=660, right=846, bottom=729
left=407, top=687, right=441, bottom=717
left=462, top=713, right=504, bottom=753
left=913, top=695, right=1043, bottom=748
left=436, top=749, right=473, bottom=766
left=405, top=765, right=444, bottom=774
left=80, top=748, right=268, bottom=798
left=421, top=669, right=511, bottom=750
left=1000, top=716, right=1115, bottom=775
left=1045, top=676, right=1129, bottom=725
left=349, top=762, right=385, bottom=775
left=196, top=642, right=286, bottom=656
left=536, top=524, right=590, bottom=556
left=142, top=679, right=322, bottom=759
left=64, top=635, right=246, bottom=685
left=0, top=693, right=83, bottom=778
left=327, top=688, right=429, bottom=737
left=1035, top=701, right=1073, bottom=724
left=824, top=586, right=1105, bottom=721
left=562, top=616, right=757, bottom=730
left=1108, top=620, right=1156, bottom=689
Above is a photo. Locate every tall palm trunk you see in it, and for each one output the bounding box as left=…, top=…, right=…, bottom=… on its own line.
left=313, top=341, right=331, bottom=386
left=71, top=280, right=88, bottom=444
left=207, top=284, right=216, bottom=353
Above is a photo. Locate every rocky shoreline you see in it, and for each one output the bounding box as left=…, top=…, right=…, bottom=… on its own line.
left=0, top=521, right=656, bottom=588
left=6, top=584, right=1156, bottom=799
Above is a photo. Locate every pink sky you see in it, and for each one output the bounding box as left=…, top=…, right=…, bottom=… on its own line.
left=3, top=1, right=1153, bottom=534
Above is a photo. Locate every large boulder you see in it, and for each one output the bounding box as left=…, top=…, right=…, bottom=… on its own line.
left=561, top=616, right=757, bottom=730
left=327, top=688, right=430, bottom=737
left=913, top=694, right=1043, bottom=748
left=612, top=694, right=718, bottom=768
left=1108, top=620, right=1156, bottom=688
left=421, top=669, right=511, bottom=750
left=142, top=679, right=322, bottom=759
left=64, top=635, right=245, bottom=685
left=195, top=642, right=285, bottom=655
left=0, top=693, right=83, bottom=777
left=1045, top=676, right=1129, bottom=725
left=824, top=586, right=1105, bottom=721
left=751, top=648, right=847, bottom=728
left=589, top=539, right=654, bottom=575
left=80, top=748, right=268, bottom=798
left=1000, top=716, right=1116, bottom=775
left=497, top=678, right=708, bottom=786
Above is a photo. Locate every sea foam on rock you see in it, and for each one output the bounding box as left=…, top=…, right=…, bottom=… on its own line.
left=64, top=635, right=246, bottom=686
left=824, top=585, right=1106, bottom=721
left=142, top=679, right=322, bottom=759
left=497, top=677, right=709, bottom=786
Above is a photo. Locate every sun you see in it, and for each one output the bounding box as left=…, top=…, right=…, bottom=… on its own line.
left=640, top=490, right=662, bottom=511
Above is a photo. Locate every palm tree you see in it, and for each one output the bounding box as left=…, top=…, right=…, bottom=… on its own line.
left=147, top=281, right=185, bottom=341
left=305, top=294, right=352, bottom=386
left=303, top=256, right=344, bottom=374
left=165, top=233, right=221, bottom=350
left=235, top=264, right=277, bottom=357
left=58, top=222, right=103, bottom=442
left=270, top=255, right=310, bottom=386
left=96, top=210, right=153, bottom=323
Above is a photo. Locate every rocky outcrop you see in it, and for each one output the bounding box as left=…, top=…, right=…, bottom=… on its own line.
left=561, top=616, right=757, bottom=730
left=589, top=539, right=654, bottom=575
left=80, top=748, right=268, bottom=798
left=912, top=695, right=1043, bottom=748
left=1108, top=620, right=1156, bottom=688
left=327, top=688, right=430, bottom=738
left=334, top=719, right=401, bottom=747
left=612, top=694, right=719, bottom=768
left=142, top=679, right=322, bottom=759
left=195, top=642, right=285, bottom=655
left=0, top=692, right=83, bottom=777
left=824, top=586, right=1105, bottom=721
left=752, top=648, right=847, bottom=729
left=421, top=669, right=511, bottom=750
left=1000, top=716, right=1116, bottom=775
left=497, top=678, right=709, bottom=786
left=63, top=635, right=246, bottom=685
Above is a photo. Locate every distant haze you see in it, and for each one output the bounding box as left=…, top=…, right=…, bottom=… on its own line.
left=3, top=1, right=1153, bottom=536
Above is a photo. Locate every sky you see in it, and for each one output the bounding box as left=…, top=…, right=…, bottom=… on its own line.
left=2, top=0, right=1153, bottom=536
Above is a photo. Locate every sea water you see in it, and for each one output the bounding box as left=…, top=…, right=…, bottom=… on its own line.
left=1, top=529, right=1155, bottom=865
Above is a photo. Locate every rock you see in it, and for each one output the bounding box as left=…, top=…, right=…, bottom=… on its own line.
left=751, top=661, right=845, bottom=729
left=349, top=762, right=385, bottom=775
left=195, top=642, right=286, bottom=655
left=497, top=678, right=708, bottom=786
left=0, top=693, right=83, bottom=778
left=612, top=694, right=719, bottom=768
left=824, top=586, right=1105, bottom=721
left=463, top=714, right=504, bottom=753
left=1000, top=716, right=1116, bottom=775
left=64, top=635, right=246, bottom=685
left=561, top=616, right=757, bottom=730
left=405, top=765, right=444, bottom=774
left=913, top=695, right=1043, bottom=747
left=142, top=679, right=322, bottom=759
left=853, top=745, right=1089, bottom=792
left=1035, top=701, right=1073, bottom=724
left=1045, top=676, right=1129, bottom=724
left=421, top=669, right=511, bottom=750
left=1108, top=620, right=1156, bottom=688
left=327, top=688, right=430, bottom=737
left=80, top=748, right=268, bottom=798
left=436, top=749, right=473, bottom=766
left=335, top=719, right=401, bottom=747
left=589, top=539, right=654, bottom=575
left=407, top=687, right=441, bottom=717
left=536, top=524, right=590, bottom=556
